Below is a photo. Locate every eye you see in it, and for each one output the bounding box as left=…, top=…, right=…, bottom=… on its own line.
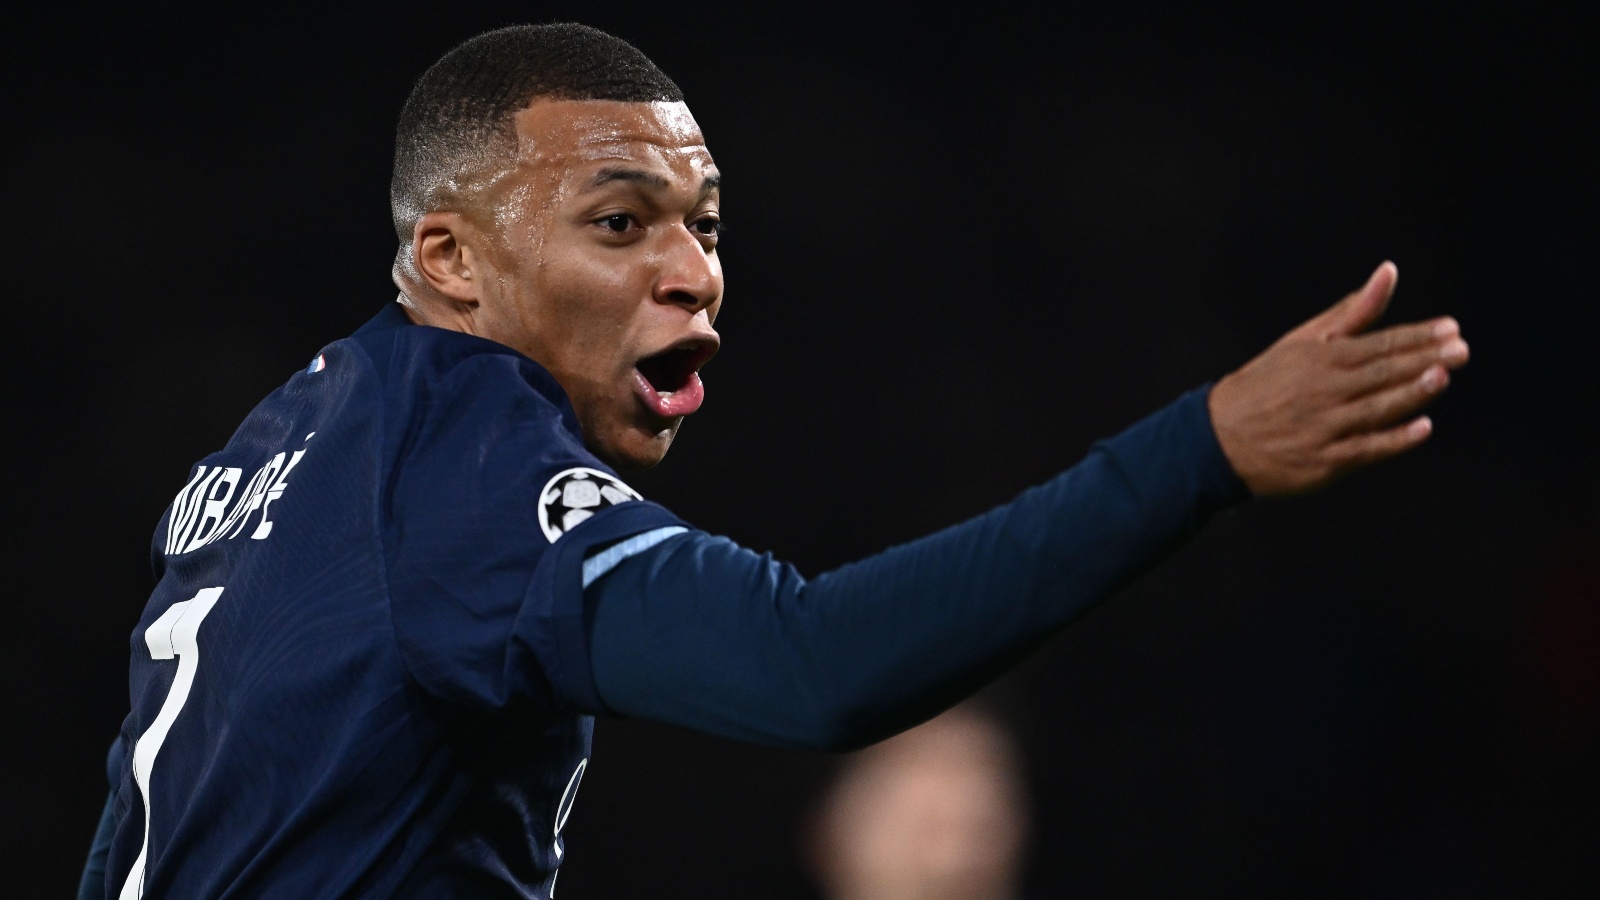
left=600, top=214, right=635, bottom=233
left=691, top=216, right=723, bottom=237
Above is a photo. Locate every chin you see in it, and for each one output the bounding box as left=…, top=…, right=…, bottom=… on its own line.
left=593, top=421, right=680, bottom=473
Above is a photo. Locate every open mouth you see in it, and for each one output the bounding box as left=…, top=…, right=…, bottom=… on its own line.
left=637, top=345, right=705, bottom=394
left=633, top=339, right=717, bottom=419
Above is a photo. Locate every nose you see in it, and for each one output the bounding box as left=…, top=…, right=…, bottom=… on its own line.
left=652, top=224, right=722, bottom=314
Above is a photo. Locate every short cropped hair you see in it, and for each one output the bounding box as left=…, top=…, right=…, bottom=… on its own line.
left=390, top=23, right=683, bottom=248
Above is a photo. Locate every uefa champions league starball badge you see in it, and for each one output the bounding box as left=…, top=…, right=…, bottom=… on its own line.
left=537, top=467, right=643, bottom=542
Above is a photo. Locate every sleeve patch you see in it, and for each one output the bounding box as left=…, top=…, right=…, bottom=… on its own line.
left=538, top=468, right=643, bottom=542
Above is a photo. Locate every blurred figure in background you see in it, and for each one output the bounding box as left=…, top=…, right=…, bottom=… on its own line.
left=806, top=702, right=1031, bottom=900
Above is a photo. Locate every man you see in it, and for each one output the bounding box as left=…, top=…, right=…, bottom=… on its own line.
left=83, top=22, right=1469, bottom=899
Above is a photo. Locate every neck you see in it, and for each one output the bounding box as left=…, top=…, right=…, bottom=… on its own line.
left=395, top=285, right=478, bottom=336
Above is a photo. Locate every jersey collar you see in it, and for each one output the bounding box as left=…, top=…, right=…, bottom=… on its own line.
left=353, top=298, right=587, bottom=440
left=354, top=298, right=417, bottom=337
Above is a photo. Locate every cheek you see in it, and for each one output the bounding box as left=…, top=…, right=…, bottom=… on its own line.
left=532, top=255, right=650, bottom=375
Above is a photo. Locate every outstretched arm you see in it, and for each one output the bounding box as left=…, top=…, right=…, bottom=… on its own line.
left=589, top=385, right=1240, bottom=749
left=585, top=263, right=1467, bottom=749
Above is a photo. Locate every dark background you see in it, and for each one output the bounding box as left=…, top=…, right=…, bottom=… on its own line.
left=5, top=2, right=1596, bottom=896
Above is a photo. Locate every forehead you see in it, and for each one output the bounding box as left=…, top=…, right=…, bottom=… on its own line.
left=510, top=99, right=714, bottom=183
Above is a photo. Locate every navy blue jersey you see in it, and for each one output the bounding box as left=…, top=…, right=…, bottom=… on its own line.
left=107, top=302, right=684, bottom=898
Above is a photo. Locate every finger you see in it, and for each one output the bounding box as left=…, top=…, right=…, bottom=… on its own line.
left=1336, top=337, right=1469, bottom=398
left=1292, top=261, right=1398, bottom=341
left=1336, top=316, right=1460, bottom=366
left=1330, top=261, right=1398, bottom=337
left=1332, top=364, right=1450, bottom=435
left=1328, top=415, right=1433, bottom=472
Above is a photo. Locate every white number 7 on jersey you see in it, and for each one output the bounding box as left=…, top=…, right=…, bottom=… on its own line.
left=119, top=587, right=223, bottom=900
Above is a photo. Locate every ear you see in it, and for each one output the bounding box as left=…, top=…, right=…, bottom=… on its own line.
left=412, top=211, right=482, bottom=304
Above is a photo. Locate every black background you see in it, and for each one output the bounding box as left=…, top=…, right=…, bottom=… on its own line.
left=5, top=2, right=1597, bottom=896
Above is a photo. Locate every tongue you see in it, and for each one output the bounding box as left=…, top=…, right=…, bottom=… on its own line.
left=634, top=369, right=705, bottom=418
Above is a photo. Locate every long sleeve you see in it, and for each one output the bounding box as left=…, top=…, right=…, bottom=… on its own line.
left=587, top=386, right=1248, bottom=750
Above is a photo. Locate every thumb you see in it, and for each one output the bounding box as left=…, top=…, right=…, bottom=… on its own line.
left=1294, top=261, right=1399, bottom=340
left=1328, top=261, right=1398, bottom=337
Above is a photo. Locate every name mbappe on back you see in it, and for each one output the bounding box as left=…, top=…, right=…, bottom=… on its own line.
left=164, top=432, right=315, bottom=555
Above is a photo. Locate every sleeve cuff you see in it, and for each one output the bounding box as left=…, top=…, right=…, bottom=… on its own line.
left=1189, top=383, right=1253, bottom=508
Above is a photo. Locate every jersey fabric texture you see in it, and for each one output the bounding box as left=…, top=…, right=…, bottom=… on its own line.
left=106, top=302, right=683, bottom=899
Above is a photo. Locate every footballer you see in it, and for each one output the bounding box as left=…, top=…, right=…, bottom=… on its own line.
left=82, top=23, right=1470, bottom=899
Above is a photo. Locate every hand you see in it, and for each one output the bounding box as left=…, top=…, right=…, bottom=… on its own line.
left=1208, top=262, right=1469, bottom=497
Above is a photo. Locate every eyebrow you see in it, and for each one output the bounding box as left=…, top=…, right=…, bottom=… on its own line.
left=585, top=166, right=721, bottom=199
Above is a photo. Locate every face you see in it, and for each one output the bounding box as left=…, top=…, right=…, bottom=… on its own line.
left=812, top=711, right=1028, bottom=900
left=466, top=99, right=723, bottom=471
